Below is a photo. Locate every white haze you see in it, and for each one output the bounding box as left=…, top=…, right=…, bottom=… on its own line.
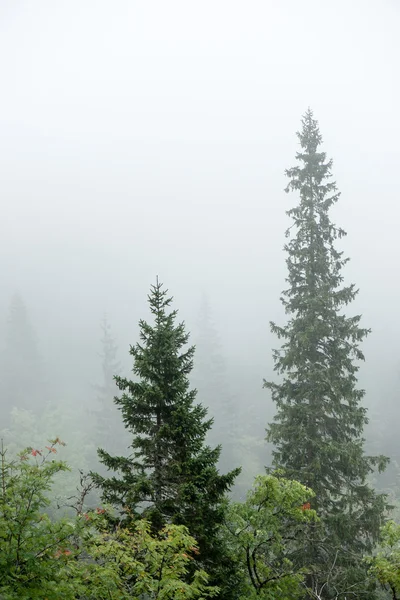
left=0, top=0, right=399, bottom=487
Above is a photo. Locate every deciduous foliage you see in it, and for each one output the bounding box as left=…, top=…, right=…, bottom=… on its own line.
left=0, top=440, right=218, bottom=600
left=264, top=109, right=389, bottom=597
left=84, top=513, right=219, bottom=599
left=0, top=438, right=76, bottom=599
left=0, top=406, right=94, bottom=518
left=367, top=521, right=400, bottom=600
left=224, top=473, right=316, bottom=599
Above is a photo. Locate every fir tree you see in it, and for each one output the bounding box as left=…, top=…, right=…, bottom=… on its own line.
left=1, top=293, right=47, bottom=421
left=91, top=316, right=128, bottom=460
left=92, top=280, right=241, bottom=597
left=264, top=110, right=389, bottom=598
left=192, top=296, right=238, bottom=475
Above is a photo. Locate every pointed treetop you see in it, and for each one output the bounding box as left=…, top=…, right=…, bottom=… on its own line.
left=147, top=279, right=174, bottom=320
left=285, top=109, right=341, bottom=220
left=297, top=107, right=323, bottom=153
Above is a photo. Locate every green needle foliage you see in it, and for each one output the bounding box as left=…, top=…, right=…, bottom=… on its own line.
left=92, top=279, right=241, bottom=596
left=264, top=109, right=389, bottom=598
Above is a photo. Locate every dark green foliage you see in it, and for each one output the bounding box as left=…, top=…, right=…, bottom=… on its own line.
left=92, top=280, right=241, bottom=597
left=264, top=109, right=389, bottom=598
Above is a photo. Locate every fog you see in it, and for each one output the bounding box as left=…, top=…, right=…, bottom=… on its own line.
left=0, top=0, right=399, bottom=495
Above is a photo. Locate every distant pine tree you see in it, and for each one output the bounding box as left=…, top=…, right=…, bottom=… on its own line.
left=91, top=281, right=241, bottom=598
left=91, top=316, right=128, bottom=461
left=192, top=296, right=238, bottom=474
left=265, top=110, right=389, bottom=599
left=1, top=294, right=47, bottom=421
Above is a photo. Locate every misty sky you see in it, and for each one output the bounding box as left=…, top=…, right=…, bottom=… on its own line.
left=0, top=0, right=399, bottom=408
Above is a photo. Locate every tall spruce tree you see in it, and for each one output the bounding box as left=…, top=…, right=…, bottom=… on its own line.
left=264, top=110, right=389, bottom=598
left=92, top=281, right=241, bottom=597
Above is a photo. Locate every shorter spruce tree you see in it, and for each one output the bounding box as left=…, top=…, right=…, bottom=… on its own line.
left=92, top=280, right=241, bottom=597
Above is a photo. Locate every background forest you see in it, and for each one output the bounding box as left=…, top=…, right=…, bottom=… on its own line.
left=1, top=1, right=400, bottom=598
left=2, top=111, right=400, bottom=599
